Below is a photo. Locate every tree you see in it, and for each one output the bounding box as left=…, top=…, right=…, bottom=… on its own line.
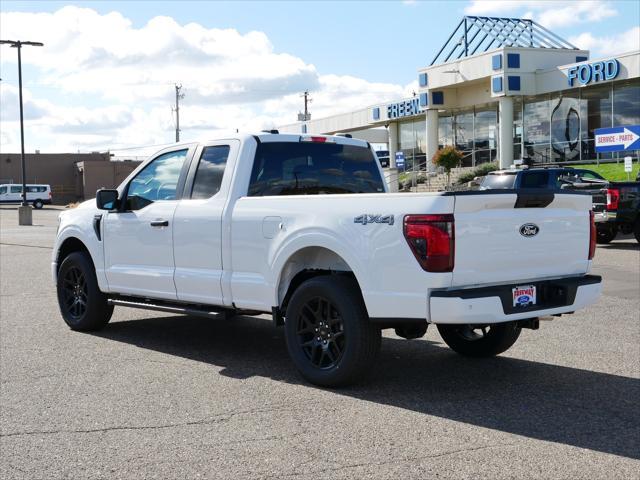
left=432, top=146, right=463, bottom=185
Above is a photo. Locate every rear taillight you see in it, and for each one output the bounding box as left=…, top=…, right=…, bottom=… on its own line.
left=588, top=210, right=596, bottom=260
left=403, top=214, right=454, bottom=272
left=49, top=191, right=52, bottom=199
left=606, top=188, right=620, bottom=211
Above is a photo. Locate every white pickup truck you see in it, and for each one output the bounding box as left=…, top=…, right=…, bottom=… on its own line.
left=53, top=133, right=602, bottom=386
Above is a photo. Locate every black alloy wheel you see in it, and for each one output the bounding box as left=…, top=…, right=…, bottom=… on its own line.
left=296, top=296, right=345, bottom=370
left=61, top=265, right=88, bottom=320
left=56, top=251, right=113, bottom=331
left=437, top=321, right=521, bottom=357
left=284, top=275, right=381, bottom=387
left=596, top=224, right=617, bottom=244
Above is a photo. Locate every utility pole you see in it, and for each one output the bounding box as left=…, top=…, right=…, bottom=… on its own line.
left=303, top=90, right=310, bottom=120
left=0, top=39, right=44, bottom=226
left=173, top=84, right=184, bottom=142
left=297, top=90, right=312, bottom=121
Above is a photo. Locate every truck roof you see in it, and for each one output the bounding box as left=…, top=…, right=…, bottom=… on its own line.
left=172, top=133, right=370, bottom=149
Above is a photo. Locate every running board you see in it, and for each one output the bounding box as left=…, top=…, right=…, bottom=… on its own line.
left=108, top=297, right=229, bottom=319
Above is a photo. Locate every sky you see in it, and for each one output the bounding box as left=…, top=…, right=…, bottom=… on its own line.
left=1, top=0, right=639, bottom=156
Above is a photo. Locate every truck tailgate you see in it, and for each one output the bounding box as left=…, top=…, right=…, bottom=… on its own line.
left=452, top=192, right=592, bottom=287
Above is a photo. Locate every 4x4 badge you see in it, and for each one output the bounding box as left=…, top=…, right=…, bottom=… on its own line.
left=354, top=214, right=394, bottom=226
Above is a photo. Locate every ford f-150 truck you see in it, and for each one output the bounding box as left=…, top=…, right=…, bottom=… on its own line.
left=592, top=181, right=640, bottom=244
left=52, top=133, right=602, bottom=386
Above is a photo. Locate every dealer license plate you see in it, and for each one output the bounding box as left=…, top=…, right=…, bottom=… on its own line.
left=512, top=285, right=536, bottom=307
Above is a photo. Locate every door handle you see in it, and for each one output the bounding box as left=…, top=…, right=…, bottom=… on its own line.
left=150, top=220, right=169, bottom=227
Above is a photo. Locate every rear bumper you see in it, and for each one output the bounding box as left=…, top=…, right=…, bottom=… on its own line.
left=594, top=211, right=616, bottom=223
left=429, top=275, right=602, bottom=324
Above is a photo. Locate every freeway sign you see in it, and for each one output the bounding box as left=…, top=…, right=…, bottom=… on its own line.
left=594, top=125, right=640, bottom=152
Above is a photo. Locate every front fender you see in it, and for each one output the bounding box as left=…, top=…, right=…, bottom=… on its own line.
left=53, top=221, right=107, bottom=292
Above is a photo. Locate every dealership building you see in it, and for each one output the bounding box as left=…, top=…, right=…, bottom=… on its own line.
left=279, top=16, right=640, bottom=173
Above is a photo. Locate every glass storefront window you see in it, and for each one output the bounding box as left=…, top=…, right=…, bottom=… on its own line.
left=523, top=143, right=552, bottom=163
left=399, top=119, right=426, bottom=171
left=474, top=149, right=497, bottom=165
left=474, top=105, right=497, bottom=166
left=391, top=79, right=637, bottom=168
left=613, top=79, right=640, bottom=127
left=550, top=91, right=582, bottom=161
left=581, top=84, right=612, bottom=161
left=582, top=84, right=612, bottom=140
left=474, top=106, right=497, bottom=151
left=513, top=96, right=523, bottom=145
left=524, top=95, right=550, bottom=146
left=438, top=115, right=453, bottom=148
left=454, top=111, right=474, bottom=152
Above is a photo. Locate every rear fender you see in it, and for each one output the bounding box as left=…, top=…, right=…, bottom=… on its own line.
left=270, top=231, right=369, bottom=311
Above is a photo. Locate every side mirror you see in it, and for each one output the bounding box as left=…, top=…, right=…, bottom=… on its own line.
left=96, top=189, right=119, bottom=210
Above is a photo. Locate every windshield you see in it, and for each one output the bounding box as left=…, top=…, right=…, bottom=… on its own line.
left=249, top=142, right=385, bottom=196
left=480, top=173, right=517, bottom=189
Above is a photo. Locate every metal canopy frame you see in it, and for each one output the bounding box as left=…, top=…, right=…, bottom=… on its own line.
left=430, top=16, right=579, bottom=66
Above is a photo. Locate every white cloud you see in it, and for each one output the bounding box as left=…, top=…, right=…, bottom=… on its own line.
left=464, top=1, right=617, bottom=28
left=0, top=6, right=409, bottom=153
left=569, top=27, right=640, bottom=57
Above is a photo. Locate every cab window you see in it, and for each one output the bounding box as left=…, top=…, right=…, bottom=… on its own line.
left=191, top=145, right=230, bottom=199
left=520, top=171, right=549, bottom=189
left=248, top=142, right=384, bottom=196
left=0, top=186, right=7, bottom=194
left=126, top=149, right=188, bottom=210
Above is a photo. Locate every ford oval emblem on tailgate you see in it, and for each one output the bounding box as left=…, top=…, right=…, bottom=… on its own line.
left=519, top=223, right=539, bottom=237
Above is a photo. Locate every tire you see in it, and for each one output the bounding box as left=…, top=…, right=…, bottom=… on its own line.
left=56, top=251, right=113, bottom=331
left=33, top=199, right=44, bottom=209
left=634, top=220, right=640, bottom=244
left=284, top=275, right=381, bottom=387
left=596, top=224, right=617, bottom=244
left=437, top=322, right=521, bottom=357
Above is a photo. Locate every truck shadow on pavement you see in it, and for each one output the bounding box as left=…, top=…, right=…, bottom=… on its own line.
left=93, top=314, right=640, bottom=460
left=598, top=242, right=639, bottom=251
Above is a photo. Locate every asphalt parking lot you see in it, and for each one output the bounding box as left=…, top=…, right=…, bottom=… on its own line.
left=1, top=206, right=638, bottom=479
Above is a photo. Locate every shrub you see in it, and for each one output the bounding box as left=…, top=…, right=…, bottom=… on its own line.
left=432, top=146, right=463, bottom=185
left=456, top=162, right=499, bottom=185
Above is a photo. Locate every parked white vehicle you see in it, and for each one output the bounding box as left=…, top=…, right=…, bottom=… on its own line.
left=0, top=183, right=52, bottom=209
left=52, top=133, right=602, bottom=386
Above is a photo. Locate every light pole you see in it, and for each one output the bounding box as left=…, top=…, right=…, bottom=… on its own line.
left=0, top=39, right=44, bottom=225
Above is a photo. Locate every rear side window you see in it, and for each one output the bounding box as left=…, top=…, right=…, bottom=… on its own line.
left=248, top=142, right=384, bottom=196
left=481, top=174, right=516, bottom=189
left=575, top=170, right=604, bottom=180
left=191, top=145, right=230, bottom=199
left=520, top=171, right=549, bottom=189
left=10, top=186, right=21, bottom=193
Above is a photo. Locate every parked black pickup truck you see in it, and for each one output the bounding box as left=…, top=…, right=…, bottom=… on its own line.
left=592, top=182, right=640, bottom=244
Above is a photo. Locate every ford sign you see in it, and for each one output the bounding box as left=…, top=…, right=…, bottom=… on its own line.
left=519, top=223, right=539, bottom=237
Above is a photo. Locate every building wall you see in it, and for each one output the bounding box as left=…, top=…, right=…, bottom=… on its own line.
left=78, top=160, right=140, bottom=200
left=0, top=152, right=140, bottom=204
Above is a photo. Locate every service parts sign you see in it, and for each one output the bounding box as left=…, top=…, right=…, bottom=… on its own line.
left=594, top=125, right=640, bottom=153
